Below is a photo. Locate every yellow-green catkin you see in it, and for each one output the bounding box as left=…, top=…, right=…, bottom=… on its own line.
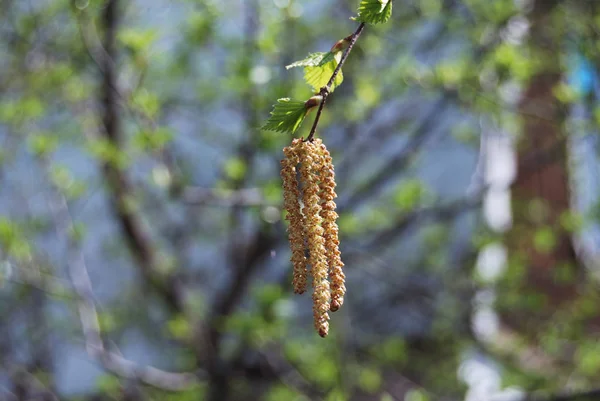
left=281, top=139, right=308, bottom=294
left=317, top=140, right=345, bottom=312
left=280, top=136, right=344, bottom=337
left=298, top=140, right=330, bottom=337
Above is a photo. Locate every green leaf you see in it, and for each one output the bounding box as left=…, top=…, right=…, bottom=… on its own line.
left=287, top=52, right=344, bottom=92
left=254, top=284, right=284, bottom=309
left=372, top=337, right=407, bottom=364
left=133, top=127, right=174, bottom=152
left=96, top=375, right=121, bottom=396
left=0, top=97, right=45, bottom=125
left=576, top=340, right=600, bottom=376
left=167, top=315, right=192, bottom=340
left=325, top=389, right=346, bottom=401
left=286, top=52, right=335, bottom=69
left=358, top=367, right=382, bottom=393
left=262, top=98, right=308, bottom=134
left=118, top=28, right=158, bottom=53
left=224, top=157, right=247, bottom=180
left=304, top=52, right=343, bottom=92
left=263, top=180, right=283, bottom=204
left=355, top=0, right=393, bottom=24
left=132, top=89, right=160, bottom=118
left=337, top=213, right=361, bottom=235
left=0, top=218, right=32, bottom=262
left=405, top=389, right=429, bottom=401
left=97, top=311, right=117, bottom=333
left=50, top=166, right=75, bottom=192
left=87, top=138, right=128, bottom=169
left=265, top=385, right=303, bottom=401
left=28, top=134, right=59, bottom=156
left=380, top=394, right=394, bottom=401
left=533, top=227, right=556, bottom=254
left=393, top=179, right=427, bottom=211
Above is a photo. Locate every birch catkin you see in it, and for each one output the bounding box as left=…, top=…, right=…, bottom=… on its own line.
left=299, top=140, right=330, bottom=337
left=280, top=137, right=344, bottom=338
left=281, top=139, right=308, bottom=294
left=317, top=141, right=345, bottom=312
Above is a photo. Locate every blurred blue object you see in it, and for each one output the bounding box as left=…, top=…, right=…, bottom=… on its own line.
left=568, top=52, right=599, bottom=96
left=568, top=51, right=600, bottom=265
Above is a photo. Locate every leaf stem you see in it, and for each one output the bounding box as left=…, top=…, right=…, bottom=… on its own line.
left=305, top=22, right=366, bottom=142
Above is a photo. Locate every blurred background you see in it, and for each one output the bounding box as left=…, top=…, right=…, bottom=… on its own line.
left=2, top=0, right=600, bottom=400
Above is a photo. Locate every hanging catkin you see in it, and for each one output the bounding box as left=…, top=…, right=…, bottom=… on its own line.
left=316, top=141, right=345, bottom=312
left=281, top=139, right=308, bottom=294
left=280, top=137, right=344, bottom=338
left=298, top=140, right=330, bottom=337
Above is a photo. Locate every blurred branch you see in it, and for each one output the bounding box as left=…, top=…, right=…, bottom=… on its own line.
left=225, top=0, right=260, bottom=198
left=258, top=348, right=325, bottom=401
left=6, top=265, right=74, bottom=300
left=203, top=228, right=277, bottom=400
left=182, top=186, right=276, bottom=207
left=363, top=193, right=481, bottom=250
left=44, top=164, right=200, bottom=391
left=203, top=3, right=276, bottom=400
left=338, top=93, right=452, bottom=214
left=77, top=5, right=278, bottom=395
left=336, top=11, right=554, bottom=216
left=1, top=365, right=60, bottom=401
left=527, top=389, right=600, bottom=401
left=470, top=325, right=562, bottom=382
left=73, top=1, right=185, bottom=196
left=224, top=0, right=262, bottom=228
left=94, top=0, right=184, bottom=312
left=334, top=99, right=418, bottom=186
left=353, top=95, right=572, bottom=251
left=73, top=4, right=114, bottom=76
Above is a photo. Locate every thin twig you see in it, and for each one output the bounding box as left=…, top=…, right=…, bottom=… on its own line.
left=306, top=22, right=366, bottom=142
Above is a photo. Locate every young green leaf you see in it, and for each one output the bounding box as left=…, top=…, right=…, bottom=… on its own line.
left=287, top=51, right=343, bottom=92
left=286, top=52, right=335, bottom=69
left=304, top=53, right=344, bottom=92
left=262, top=98, right=308, bottom=134
left=304, top=59, right=344, bottom=92
left=355, top=0, right=392, bottom=24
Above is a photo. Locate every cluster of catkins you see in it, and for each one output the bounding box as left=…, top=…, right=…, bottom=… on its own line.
left=280, top=138, right=345, bottom=338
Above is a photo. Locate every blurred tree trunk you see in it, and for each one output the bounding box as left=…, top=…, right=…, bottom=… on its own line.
left=506, top=0, right=578, bottom=333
